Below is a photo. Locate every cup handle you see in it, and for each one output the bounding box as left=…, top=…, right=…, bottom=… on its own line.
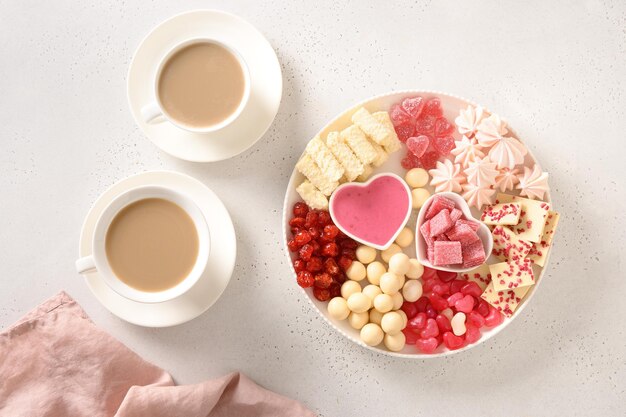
left=76, top=255, right=96, bottom=274
left=141, top=101, right=163, bottom=124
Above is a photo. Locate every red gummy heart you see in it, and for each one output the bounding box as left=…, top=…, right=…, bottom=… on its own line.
left=394, top=122, right=415, bottom=143
left=415, top=115, right=436, bottom=135
left=454, top=294, right=475, bottom=313
left=420, top=318, right=440, bottom=339
left=401, top=96, right=424, bottom=119
left=406, top=135, right=430, bottom=158
left=389, top=104, right=412, bottom=126
left=419, top=150, right=440, bottom=170
left=424, top=97, right=443, bottom=117
left=433, top=136, right=455, bottom=155
left=434, top=117, right=454, bottom=137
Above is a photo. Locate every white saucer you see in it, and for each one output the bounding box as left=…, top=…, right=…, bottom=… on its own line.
left=127, top=10, right=282, bottom=162
left=78, top=171, right=237, bottom=327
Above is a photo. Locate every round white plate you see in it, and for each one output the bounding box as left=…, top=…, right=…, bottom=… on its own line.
left=79, top=171, right=237, bottom=327
left=282, top=90, right=552, bottom=357
left=127, top=10, right=283, bottom=162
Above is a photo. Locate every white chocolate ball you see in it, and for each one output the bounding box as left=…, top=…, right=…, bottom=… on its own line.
left=362, top=284, right=382, bottom=300
left=397, top=310, right=408, bottom=328
left=366, top=261, right=386, bottom=285
left=384, top=332, right=406, bottom=352
left=347, top=292, right=372, bottom=313
left=356, top=245, right=377, bottom=264
left=391, top=291, right=404, bottom=310
left=381, top=244, right=402, bottom=263
left=380, top=272, right=401, bottom=295
left=406, top=259, right=424, bottom=279
left=327, top=297, right=350, bottom=320
left=348, top=311, right=369, bottom=330
left=395, top=227, right=414, bottom=248
left=360, top=323, right=384, bottom=346
left=369, top=309, right=383, bottom=325
left=373, top=293, right=393, bottom=313
left=346, top=261, right=366, bottom=281
left=405, top=168, right=429, bottom=188
left=402, top=279, right=423, bottom=302
left=381, top=311, right=404, bottom=335
left=412, top=188, right=431, bottom=209
left=388, top=253, right=410, bottom=275
left=341, top=281, right=361, bottom=299
left=451, top=312, right=467, bottom=336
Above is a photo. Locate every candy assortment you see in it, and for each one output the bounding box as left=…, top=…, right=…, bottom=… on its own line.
left=286, top=93, right=559, bottom=354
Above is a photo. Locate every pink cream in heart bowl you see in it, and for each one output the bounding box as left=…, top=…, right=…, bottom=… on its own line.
left=329, top=173, right=412, bottom=250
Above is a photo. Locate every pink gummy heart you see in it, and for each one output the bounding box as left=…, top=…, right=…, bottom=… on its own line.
left=420, top=318, right=440, bottom=339
left=433, top=136, right=455, bottom=155
left=394, top=123, right=415, bottom=143
left=406, top=135, right=430, bottom=158
left=329, top=174, right=412, bottom=250
left=389, top=104, right=412, bottom=126
left=454, top=294, right=475, bottom=313
left=424, top=97, right=443, bottom=117
left=401, top=96, right=424, bottom=119
left=434, top=117, right=454, bottom=137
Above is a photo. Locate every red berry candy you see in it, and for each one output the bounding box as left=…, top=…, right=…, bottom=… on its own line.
left=294, top=230, right=312, bottom=246
left=339, top=239, right=358, bottom=250
left=415, top=337, right=439, bottom=353
left=340, top=247, right=356, bottom=260
left=296, top=271, right=314, bottom=288
left=406, top=135, right=430, bottom=158
left=287, top=239, right=299, bottom=252
left=328, top=282, right=341, bottom=298
left=337, top=256, right=352, bottom=271
left=401, top=96, right=424, bottom=119
left=321, top=242, right=339, bottom=257
left=298, top=244, right=314, bottom=261
left=420, top=318, right=440, bottom=339
left=424, top=97, right=443, bottom=117
left=324, top=258, right=340, bottom=276
left=293, top=259, right=306, bottom=272
left=314, top=272, right=333, bottom=289
left=306, top=256, right=323, bottom=272
left=313, top=286, right=331, bottom=301
left=289, top=217, right=305, bottom=228
left=308, top=227, right=321, bottom=240
left=317, top=211, right=331, bottom=226
left=293, top=202, right=309, bottom=218
left=442, top=332, right=465, bottom=350
left=309, top=240, right=321, bottom=255
left=322, top=224, right=339, bottom=240
left=304, top=211, right=318, bottom=228
left=334, top=272, right=347, bottom=284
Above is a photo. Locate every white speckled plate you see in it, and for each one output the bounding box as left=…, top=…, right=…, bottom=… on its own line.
left=127, top=10, right=282, bottom=162
left=282, top=91, right=552, bottom=358
left=78, top=171, right=236, bottom=327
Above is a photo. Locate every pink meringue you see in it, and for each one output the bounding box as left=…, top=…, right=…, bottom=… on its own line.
left=495, top=168, right=520, bottom=192
left=517, top=165, right=549, bottom=200
left=455, top=105, right=485, bottom=137
left=462, top=183, right=495, bottom=210
left=429, top=159, right=465, bottom=193
left=451, top=135, right=485, bottom=167
left=464, top=157, right=499, bottom=187
left=475, top=114, right=527, bottom=169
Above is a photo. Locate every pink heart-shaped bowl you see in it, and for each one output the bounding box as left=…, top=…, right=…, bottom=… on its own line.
left=329, top=173, right=412, bottom=250
left=415, top=192, right=493, bottom=273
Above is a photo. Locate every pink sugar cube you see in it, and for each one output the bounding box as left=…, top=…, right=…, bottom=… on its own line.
left=427, top=247, right=435, bottom=264
left=462, top=240, right=486, bottom=268
left=433, top=241, right=463, bottom=265
left=435, top=234, right=449, bottom=242
left=446, top=223, right=480, bottom=245
left=429, top=209, right=453, bottom=237
left=425, top=195, right=456, bottom=219
left=456, top=219, right=480, bottom=232
left=450, top=208, right=463, bottom=223
left=420, top=220, right=434, bottom=247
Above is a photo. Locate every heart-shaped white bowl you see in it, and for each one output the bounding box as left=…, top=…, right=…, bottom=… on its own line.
left=415, top=192, right=493, bottom=273
left=328, top=173, right=412, bottom=250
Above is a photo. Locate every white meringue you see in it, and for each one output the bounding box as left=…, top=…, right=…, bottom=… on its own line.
left=476, top=113, right=527, bottom=169
left=516, top=165, right=549, bottom=200
left=455, top=105, right=485, bottom=137
left=495, top=168, right=520, bottom=192
left=451, top=135, right=485, bottom=167
left=429, top=159, right=465, bottom=193
left=464, top=157, right=499, bottom=187
left=462, top=183, right=495, bottom=210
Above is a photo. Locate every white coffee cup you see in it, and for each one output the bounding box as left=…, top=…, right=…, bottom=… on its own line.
left=75, top=185, right=210, bottom=303
left=140, top=38, right=251, bottom=133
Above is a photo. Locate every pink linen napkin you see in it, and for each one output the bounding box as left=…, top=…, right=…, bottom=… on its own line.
left=0, top=291, right=315, bottom=417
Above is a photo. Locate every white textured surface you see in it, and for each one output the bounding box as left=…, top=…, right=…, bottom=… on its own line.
left=0, top=1, right=625, bottom=416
